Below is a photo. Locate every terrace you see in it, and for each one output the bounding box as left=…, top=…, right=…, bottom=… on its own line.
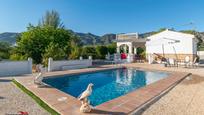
left=2, top=62, right=204, bottom=115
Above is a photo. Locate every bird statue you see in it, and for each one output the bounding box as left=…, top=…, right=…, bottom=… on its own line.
left=34, top=72, right=45, bottom=87
left=78, top=83, right=94, bottom=113
left=78, top=83, right=94, bottom=101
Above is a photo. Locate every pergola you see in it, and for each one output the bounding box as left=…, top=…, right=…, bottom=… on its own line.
left=116, top=33, right=146, bottom=62
left=116, top=33, right=146, bottom=54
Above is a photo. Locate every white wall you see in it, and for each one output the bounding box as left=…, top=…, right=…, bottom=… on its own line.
left=146, top=30, right=196, bottom=55
left=0, top=58, right=32, bottom=77
left=146, top=40, right=193, bottom=54
left=48, top=58, right=92, bottom=72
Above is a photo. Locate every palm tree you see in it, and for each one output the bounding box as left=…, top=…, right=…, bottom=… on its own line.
left=38, top=10, right=64, bottom=29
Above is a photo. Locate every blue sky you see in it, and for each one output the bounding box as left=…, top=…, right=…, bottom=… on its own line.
left=0, top=0, right=204, bottom=35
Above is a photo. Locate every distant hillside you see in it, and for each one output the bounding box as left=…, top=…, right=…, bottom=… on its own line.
left=1, top=30, right=203, bottom=46
left=75, top=32, right=101, bottom=45
left=100, top=34, right=116, bottom=44
left=0, top=31, right=115, bottom=46
left=73, top=32, right=116, bottom=45
left=0, top=32, right=19, bottom=45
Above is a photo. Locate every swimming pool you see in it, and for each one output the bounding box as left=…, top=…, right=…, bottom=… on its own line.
left=43, top=68, right=168, bottom=106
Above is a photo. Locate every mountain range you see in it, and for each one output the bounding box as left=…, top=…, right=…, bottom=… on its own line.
left=0, top=30, right=204, bottom=46
left=0, top=32, right=19, bottom=45
left=0, top=31, right=117, bottom=45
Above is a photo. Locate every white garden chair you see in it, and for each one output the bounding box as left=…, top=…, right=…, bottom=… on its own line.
left=168, top=58, right=177, bottom=67
left=184, top=56, right=190, bottom=67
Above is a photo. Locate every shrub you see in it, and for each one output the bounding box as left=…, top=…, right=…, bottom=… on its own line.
left=96, top=45, right=108, bottom=59
left=0, top=42, right=12, bottom=59
left=107, top=43, right=116, bottom=54
left=42, top=42, right=66, bottom=66
left=81, top=46, right=97, bottom=59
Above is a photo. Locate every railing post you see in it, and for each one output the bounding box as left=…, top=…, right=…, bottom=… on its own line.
left=79, top=56, right=83, bottom=60
left=88, top=56, right=92, bottom=66
left=88, top=56, right=92, bottom=60
left=28, top=58, right=32, bottom=74
left=48, top=57, right=53, bottom=72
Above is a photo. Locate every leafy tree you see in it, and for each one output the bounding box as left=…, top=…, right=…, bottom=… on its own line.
left=137, top=47, right=145, bottom=55
left=96, top=45, right=108, bottom=59
left=81, top=46, right=97, bottom=59
left=136, top=47, right=146, bottom=58
left=38, top=10, right=64, bottom=29
left=42, top=42, right=66, bottom=65
left=12, top=25, right=74, bottom=64
left=0, top=42, right=11, bottom=60
left=0, top=42, right=11, bottom=52
left=68, top=39, right=81, bottom=59
left=9, top=53, right=27, bottom=61
left=80, top=44, right=116, bottom=59
left=107, top=43, right=116, bottom=54
left=11, top=10, right=79, bottom=64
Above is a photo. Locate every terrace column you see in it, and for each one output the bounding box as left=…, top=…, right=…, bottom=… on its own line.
left=134, top=47, right=137, bottom=54
left=117, top=46, right=120, bottom=53
left=128, top=44, right=133, bottom=54
left=127, top=43, right=134, bottom=63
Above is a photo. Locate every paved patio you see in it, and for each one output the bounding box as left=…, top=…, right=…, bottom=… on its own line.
left=0, top=77, right=49, bottom=115
left=124, top=63, right=204, bottom=115
left=141, top=75, right=204, bottom=115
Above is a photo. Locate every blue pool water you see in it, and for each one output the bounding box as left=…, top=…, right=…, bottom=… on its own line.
left=43, top=68, right=168, bottom=106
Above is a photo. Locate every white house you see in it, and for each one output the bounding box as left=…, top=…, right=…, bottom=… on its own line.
left=146, top=29, right=197, bottom=64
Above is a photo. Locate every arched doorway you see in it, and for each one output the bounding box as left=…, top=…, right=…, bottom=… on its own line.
left=119, top=44, right=129, bottom=54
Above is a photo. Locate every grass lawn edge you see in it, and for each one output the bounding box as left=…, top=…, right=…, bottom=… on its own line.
left=12, top=79, right=60, bottom=115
